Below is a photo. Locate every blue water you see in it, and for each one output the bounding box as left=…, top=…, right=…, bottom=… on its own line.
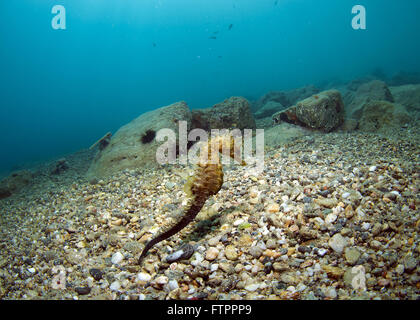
left=1, top=0, right=419, bottom=175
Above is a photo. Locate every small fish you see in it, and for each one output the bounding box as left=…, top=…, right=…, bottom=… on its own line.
left=152, top=42, right=157, bottom=47
left=228, top=24, right=233, bottom=30
left=274, top=0, right=278, bottom=5
left=213, top=31, right=219, bottom=34
left=209, top=36, right=217, bottom=40
left=217, top=56, right=222, bottom=58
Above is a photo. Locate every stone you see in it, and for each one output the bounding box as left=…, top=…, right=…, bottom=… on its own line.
left=344, top=247, right=361, bottom=265
left=348, top=80, right=394, bottom=119
left=89, top=268, right=103, bottom=281
left=191, top=96, right=256, bottom=131
left=249, top=246, right=263, bottom=259
left=254, top=101, right=284, bottom=119
left=403, top=255, right=417, bottom=272
left=358, top=101, right=411, bottom=132
left=205, top=247, right=219, bottom=261
left=0, top=170, right=33, bottom=199
left=224, top=245, right=239, bottom=260
left=328, top=234, right=348, bottom=254
left=87, top=101, right=192, bottom=178
left=253, top=85, right=319, bottom=112
left=111, top=252, right=124, bottom=265
left=137, top=272, right=152, bottom=282
left=389, top=84, right=420, bottom=113
left=315, top=197, right=338, bottom=208
left=272, top=90, right=344, bottom=132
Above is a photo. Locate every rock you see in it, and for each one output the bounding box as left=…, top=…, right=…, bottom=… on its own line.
left=344, top=247, right=361, bottom=265
left=51, top=158, right=69, bottom=175
left=111, top=252, right=124, bottom=265
left=348, top=80, right=394, bottom=119
left=89, top=268, right=103, bottom=281
left=389, top=84, right=420, bottom=113
left=245, top=283, right=260, bottom=292
left=74, top=287, right=91, bottom=295
left=224, top=245, right=239, bottom=260
left=110, top=281, right=121, bottom=291
left=314, top=197, right=338, bottom=208
left=254, top=101, right=284, bottom=119
left=403, top=255, right=417, bottom=273
left=262, top=122, right=308, bottom=148
left=358, top=101, right=411, bottom=132
left=0, top=170, right=33, bottom=199
left=322, top=265, right=345, bottom=279
left=328, top=234, right=348, bottom=254
left=272, top=90, right=344, bottom=132
left=168, top=279, right=179, bottom=291
left=137, top=272, right=152, bottom=282
left=191, top=96, right=256, bottom=131
left=87, top=101, right=192, bottom=178
left=253, top=85, right=320, bottom=112
left=205, top=247, right=219, bottom=261
left=388, top=71, right=420, bottom=86
left=249, top=246, right=263, bottom=259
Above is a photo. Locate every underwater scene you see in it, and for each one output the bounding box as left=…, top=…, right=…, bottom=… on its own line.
left=0, top=0, right=419, bottom=301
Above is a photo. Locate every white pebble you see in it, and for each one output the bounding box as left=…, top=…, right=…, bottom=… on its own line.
left=233, top=219, right=245, bottom=226
left=245, top=283, right=260, bottom=292
left=329, top=234, right=348, bottom=254
left=342, top=192, right=351, bottom=199
left=369, top=166, right=377, bottom=172
left=110, top=281, right=121, bottom=291
left=325, top=213, right=337, bottom=224
left=317, top=248, right=328, bottom=257
left=137, top=272, right=152, bottom=282
left=168, top=280, right=179, bottom=291
left=361, top=222, right=371, bottom=231
left=111, top=252, right=124, bottom=265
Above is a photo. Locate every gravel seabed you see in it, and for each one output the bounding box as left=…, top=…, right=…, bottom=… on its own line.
left=0, top=127, right=419, bottom=300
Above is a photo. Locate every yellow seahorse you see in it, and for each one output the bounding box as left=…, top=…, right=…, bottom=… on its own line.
left=138, top=134, right=243, bottom=264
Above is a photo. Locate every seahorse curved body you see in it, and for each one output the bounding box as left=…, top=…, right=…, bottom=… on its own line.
left=138, top=135, right=238, bottom=264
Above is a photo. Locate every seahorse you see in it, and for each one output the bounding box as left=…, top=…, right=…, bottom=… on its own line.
left=138, top=134, right=242, bottom=264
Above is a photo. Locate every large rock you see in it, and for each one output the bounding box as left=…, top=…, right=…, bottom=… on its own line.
left=358, top=101, right=411, bottom=132
left=191, top=97, right=255, bottom=131
left=272, top=90, right=344, bottom=132
left=388, top=71, right=420, bottom=86
left=87, top=101, right=192, bottom=179
left=0, top=170, right=33, bottom=199
left=389, top=84, right=420, bottom=113
left=254, top=101, right=284, bottom=119
left=347, top=80, right=394, bottom=119
left=253, top=85, right=319, bottom=113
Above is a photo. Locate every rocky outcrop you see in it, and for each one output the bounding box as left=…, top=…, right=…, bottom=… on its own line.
left=191, top=97, right=255, bottom=131
left=254, top=101, right=284, bottom=119
left=272, top=90, right=344, bottom=132
left=253, top=85, right=319, bottom=113
left=388, top=71, right=420, bottom=86
left=347, top=80, right=394, bottom=119
left=358, top=101, right=411, bottom=132
left=389, top=84, right=420, bottom=113
left=0, top=170, right=33, bottom=199
left=86, top=101, right=192, bottom=179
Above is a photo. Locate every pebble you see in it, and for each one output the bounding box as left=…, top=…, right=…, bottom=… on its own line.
left=111, top=252, right=124, bottom=265
left=74, top=287, right=91, bottom=295
left=328, top=234, right=348, bottom=254
left=89, top=268, right=103, bottom=281
left=137, top=272, right=152, bottom=282
left=344, top=247, right=361, bottom=265
left=224, top=245, right=238, bottom=260
left=245, top=283, right=260, bottom=292
left=168, top=279, right=179, bottom=291
left=205, top=247, right=219, bottom=261
left=249, top=246, right=263, bottom=258
left=110, top=281, right=121, bottom=291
